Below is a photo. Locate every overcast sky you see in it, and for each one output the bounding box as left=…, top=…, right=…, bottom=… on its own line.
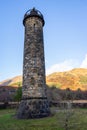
left=0, top=0, right=87, bottom=81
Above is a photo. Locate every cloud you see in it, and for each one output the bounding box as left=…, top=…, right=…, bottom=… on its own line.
left=46, top=53, right=87, bottom=75
left=80, top=54, right=87, bottom=68
left=46, top=59, right=77, bottom=75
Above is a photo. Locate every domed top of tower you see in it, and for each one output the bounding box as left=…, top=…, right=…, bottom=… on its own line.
left=23, top=8, right=45, bottom=26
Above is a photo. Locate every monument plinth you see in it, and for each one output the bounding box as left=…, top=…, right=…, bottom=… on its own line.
left=17, top=8, right=50, bottom=119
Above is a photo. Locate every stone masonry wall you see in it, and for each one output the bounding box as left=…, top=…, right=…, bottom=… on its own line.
left=22, top=17, right=46, bottom=98
left=17, top=13, right=50, bottom=118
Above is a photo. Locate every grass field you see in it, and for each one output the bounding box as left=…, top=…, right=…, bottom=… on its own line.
left=0, top=108, right=87, bottom=130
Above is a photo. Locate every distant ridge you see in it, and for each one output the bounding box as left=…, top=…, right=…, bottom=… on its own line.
left=1, top=68, right=87, bottom=90
left=46, top=68, right=87, bottom=90
left=0, top=75, right=22, bottom=87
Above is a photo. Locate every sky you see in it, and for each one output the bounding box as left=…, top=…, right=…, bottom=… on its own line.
left=0, top=0, right=87, bottom=81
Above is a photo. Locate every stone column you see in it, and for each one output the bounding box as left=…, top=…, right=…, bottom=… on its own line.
left=17, top=8, right=50, bottom=119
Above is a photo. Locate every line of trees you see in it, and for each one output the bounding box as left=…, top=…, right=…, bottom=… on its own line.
left=46, top=85, right=87, bottom=102
left=1, top=85, right=87, bottom=103
left=13, top=85, right=87, bottom=102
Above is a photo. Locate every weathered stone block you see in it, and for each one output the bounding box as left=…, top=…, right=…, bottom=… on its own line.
left=17, top=98, right=50, bottom=119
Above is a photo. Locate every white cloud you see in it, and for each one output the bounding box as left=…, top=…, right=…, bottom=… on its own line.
left=80, top=54, right=87, bottom=68
left=46, top=60, right=77, bottom=75
left=46, top=54, right=87, bottom=75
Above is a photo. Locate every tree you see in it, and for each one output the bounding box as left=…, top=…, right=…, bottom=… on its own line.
left=56, top=90, right=83, bottom=130
left=14, top=87, right=22, bottom=102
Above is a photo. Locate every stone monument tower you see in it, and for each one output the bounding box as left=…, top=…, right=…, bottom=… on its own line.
left=17, top=8, right=50, bottom=119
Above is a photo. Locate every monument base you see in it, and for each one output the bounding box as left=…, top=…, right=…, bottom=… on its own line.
left=17, top=98, right=50, bottom=119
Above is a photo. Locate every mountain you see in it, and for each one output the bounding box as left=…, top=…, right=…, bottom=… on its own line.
left=0, top=68, right=87, bottom=90
left=0, top=75, right=22, bottom=87
left=46, top=68, right=87, bottom=90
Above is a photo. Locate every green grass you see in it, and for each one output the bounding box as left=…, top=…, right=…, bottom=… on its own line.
left=0, top=108, right=87, bottom=130
left=79, top=76, right=87, bottom=84
left=47, top=83, right=62, bottom=88
left=9, top=82, right=22, bottom=86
